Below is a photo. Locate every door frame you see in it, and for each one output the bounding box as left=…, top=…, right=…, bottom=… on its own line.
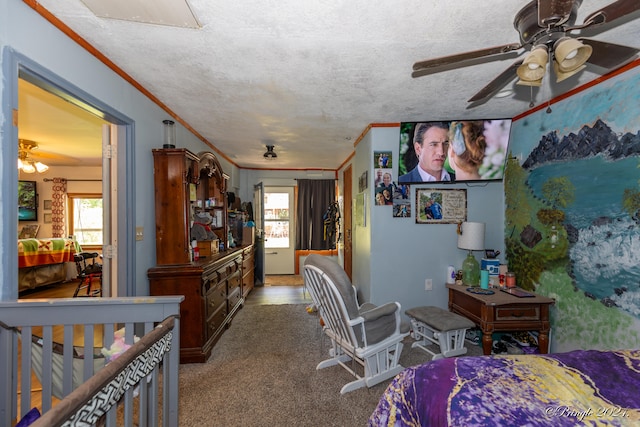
left=253, top=182, right=265, bottom=286
left=343, top=165, right=353, bottom=280
left=2, top=48, right=136, bottom=299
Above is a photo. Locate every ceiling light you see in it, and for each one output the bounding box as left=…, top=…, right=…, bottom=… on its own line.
left=516, top=45, right=548, bottom=85
left=554, top=38, right=592, bottom=72
left=18, top=139, right=49, bottom=174
left=263, top=145, right=277, bottom=160
left=553, top=61, right=586, bottom=83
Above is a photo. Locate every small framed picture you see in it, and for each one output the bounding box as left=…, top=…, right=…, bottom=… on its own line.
left=44, top=213, right=52, bottom=224
left=19, top=224, right=40, bottom=239
left=43, top=199, right=52, bottom=210
left=415, top=188, right=467, bottom=224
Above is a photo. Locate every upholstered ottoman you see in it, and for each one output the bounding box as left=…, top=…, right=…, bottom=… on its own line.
left=406, top=306, right=475, bottom=360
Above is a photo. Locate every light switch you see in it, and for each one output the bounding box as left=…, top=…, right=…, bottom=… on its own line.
left=136, top=226, right=144, bottom=241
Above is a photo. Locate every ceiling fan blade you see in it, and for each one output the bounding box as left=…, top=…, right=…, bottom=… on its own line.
left=581, top=0, right=640, bottom=28
left=537, top=0, right=575, bottom=27
left=412, top=43, right=522, bottom=77
left=467, top=60, right=522, bottom=104
left=580, top=38, right=640, bottom=69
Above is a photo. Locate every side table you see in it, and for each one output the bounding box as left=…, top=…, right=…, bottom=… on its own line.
left=446, top=283, right=555, bottom=355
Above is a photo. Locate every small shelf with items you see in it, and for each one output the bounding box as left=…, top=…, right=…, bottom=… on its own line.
left=193, top=151, right=229, bottom=250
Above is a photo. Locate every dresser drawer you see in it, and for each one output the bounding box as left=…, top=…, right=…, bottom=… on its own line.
left=228, top=286, right=242, bottom=310
left=227, top=272, right=241, bottom=292
left=495, top=306, right=540, bottom=320
left=226, top=260, right=240, bottom=275
left=206, top=305, right=228, bottom=339
left=205, top=283, right=227, bottom=318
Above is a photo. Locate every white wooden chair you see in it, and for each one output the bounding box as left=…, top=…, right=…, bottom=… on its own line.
left=303, top=254, right=409, bottom=394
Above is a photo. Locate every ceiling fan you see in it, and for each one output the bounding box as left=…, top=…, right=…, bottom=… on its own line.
left=18, top=139, right=50, bottom=173
left=412, top=0, right=640, bottom=104
left=18, top=139, right=79, bottom=171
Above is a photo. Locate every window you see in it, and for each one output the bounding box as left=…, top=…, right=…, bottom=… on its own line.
left=68, top=194, right=103, bottom=247
left=264, top=192, right=290, bottom=248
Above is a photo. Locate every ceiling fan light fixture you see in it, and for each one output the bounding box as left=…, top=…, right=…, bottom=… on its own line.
left=263, top=145, right=277, bottom=159
left=34, top=161, right=50, bottom=173
left=18, top=139, right=49, bottom=173
left=553, top=60, right=586, bottom=83
left=516, top=45, right=548, bottom=82
left=19, top=160, right=36, bottom=174
left=516, top=77, right=543, bottom=87
left=554, top=37, right=592, bottom=72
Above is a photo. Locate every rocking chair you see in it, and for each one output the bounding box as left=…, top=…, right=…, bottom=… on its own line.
left=73, top=252, right=102, bottom=297
left=303, top=254, right=409, bottom=394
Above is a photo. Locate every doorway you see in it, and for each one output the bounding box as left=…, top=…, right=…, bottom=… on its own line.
left=6, top=54, right=135, bottom=300
left=264, top=187, right=295, bottom=275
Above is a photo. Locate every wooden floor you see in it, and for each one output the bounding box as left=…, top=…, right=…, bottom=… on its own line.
left=20, top=280, right=309, bottom=306
left=245, top=284, right=309, bottom=306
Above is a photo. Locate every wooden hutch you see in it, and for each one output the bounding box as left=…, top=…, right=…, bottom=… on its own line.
left=148, top=148, right=254, bottom=363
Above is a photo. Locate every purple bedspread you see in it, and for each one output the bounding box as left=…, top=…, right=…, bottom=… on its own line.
left=369, top=349, right=640, bottom=426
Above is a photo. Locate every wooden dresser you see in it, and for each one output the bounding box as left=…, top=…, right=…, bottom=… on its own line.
left=148, top=247, right=252, bottom=363
left=148, top=148, right=253, bottom=363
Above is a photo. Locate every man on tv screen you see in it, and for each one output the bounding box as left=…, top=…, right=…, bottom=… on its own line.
left=399, top=121, right=453, bottom=183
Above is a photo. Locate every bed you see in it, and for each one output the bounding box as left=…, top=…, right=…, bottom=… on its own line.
left=369, top=349, right=640, bottom=426
left=18, top=238, right=79, bottom=292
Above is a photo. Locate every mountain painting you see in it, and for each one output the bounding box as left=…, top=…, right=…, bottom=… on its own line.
left=506, top=71, right=640, bottom=352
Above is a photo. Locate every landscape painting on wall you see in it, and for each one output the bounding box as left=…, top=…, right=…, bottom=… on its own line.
left=505, top=70, right=640, bottom=352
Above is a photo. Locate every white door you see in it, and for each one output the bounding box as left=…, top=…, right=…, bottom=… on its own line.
left=264, top=187, right=295, bottom=274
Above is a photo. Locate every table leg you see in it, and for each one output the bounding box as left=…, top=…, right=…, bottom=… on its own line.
left=482, top=331, right=492, bottom=355
left=538, top=330, right=549, bottom=354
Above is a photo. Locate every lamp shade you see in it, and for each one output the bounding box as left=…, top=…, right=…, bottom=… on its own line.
left=554, top=38, right=592, bottom=72
left=553, top=60, right=586, bottom=82
left=457, top=222, right=485, bottom=251
left=516, top=45, right=548, bottom=82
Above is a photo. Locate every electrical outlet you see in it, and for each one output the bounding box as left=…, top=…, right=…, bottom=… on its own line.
left=424, top=278, right=433, bottom=291
left=135, top=226, right=144, bottom=241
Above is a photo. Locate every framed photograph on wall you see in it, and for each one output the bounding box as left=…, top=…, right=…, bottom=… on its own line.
left=359, top=171, right=368, bottom=192
left=43, top=199, right=52, bottom=210
left=374, top=151, right=392, bottom=169
left=44, top=213, right=52, bottom=224
left=354, top=193, right=366, bottom=227
left=19, top=224, right=40, bottom=239
left=415, top=188, right=466, bottom=224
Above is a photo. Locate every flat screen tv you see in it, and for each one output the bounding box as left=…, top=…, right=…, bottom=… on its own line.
left=18, top=180, right=37, bottom=221
left=398, top=119, right=512, bottom=184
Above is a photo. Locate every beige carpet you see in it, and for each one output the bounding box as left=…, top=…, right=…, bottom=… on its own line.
left=264, top=274, right=304, bottom=286
left=178, top=303, right=483, bottom=426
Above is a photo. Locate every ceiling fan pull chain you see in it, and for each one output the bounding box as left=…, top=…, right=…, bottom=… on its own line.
left=529, top=86, right=535, bottom=108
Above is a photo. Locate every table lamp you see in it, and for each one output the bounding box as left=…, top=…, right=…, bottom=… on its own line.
left=457, top=222, right=485, bottom=286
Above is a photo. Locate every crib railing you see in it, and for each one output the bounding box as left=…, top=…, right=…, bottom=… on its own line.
left=0, top=296, right=183, bottom=427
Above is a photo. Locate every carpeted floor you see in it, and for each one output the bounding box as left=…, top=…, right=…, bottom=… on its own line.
left=178, top=303, right=482, bottom=426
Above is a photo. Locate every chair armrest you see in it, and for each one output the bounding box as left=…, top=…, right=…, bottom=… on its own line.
left=349, top=302, right=404, bottom=346
left=359, top=302, right=400, bottom=322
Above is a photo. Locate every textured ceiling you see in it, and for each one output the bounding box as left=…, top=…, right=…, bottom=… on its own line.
left=23, top=0, right=640, bottom=170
